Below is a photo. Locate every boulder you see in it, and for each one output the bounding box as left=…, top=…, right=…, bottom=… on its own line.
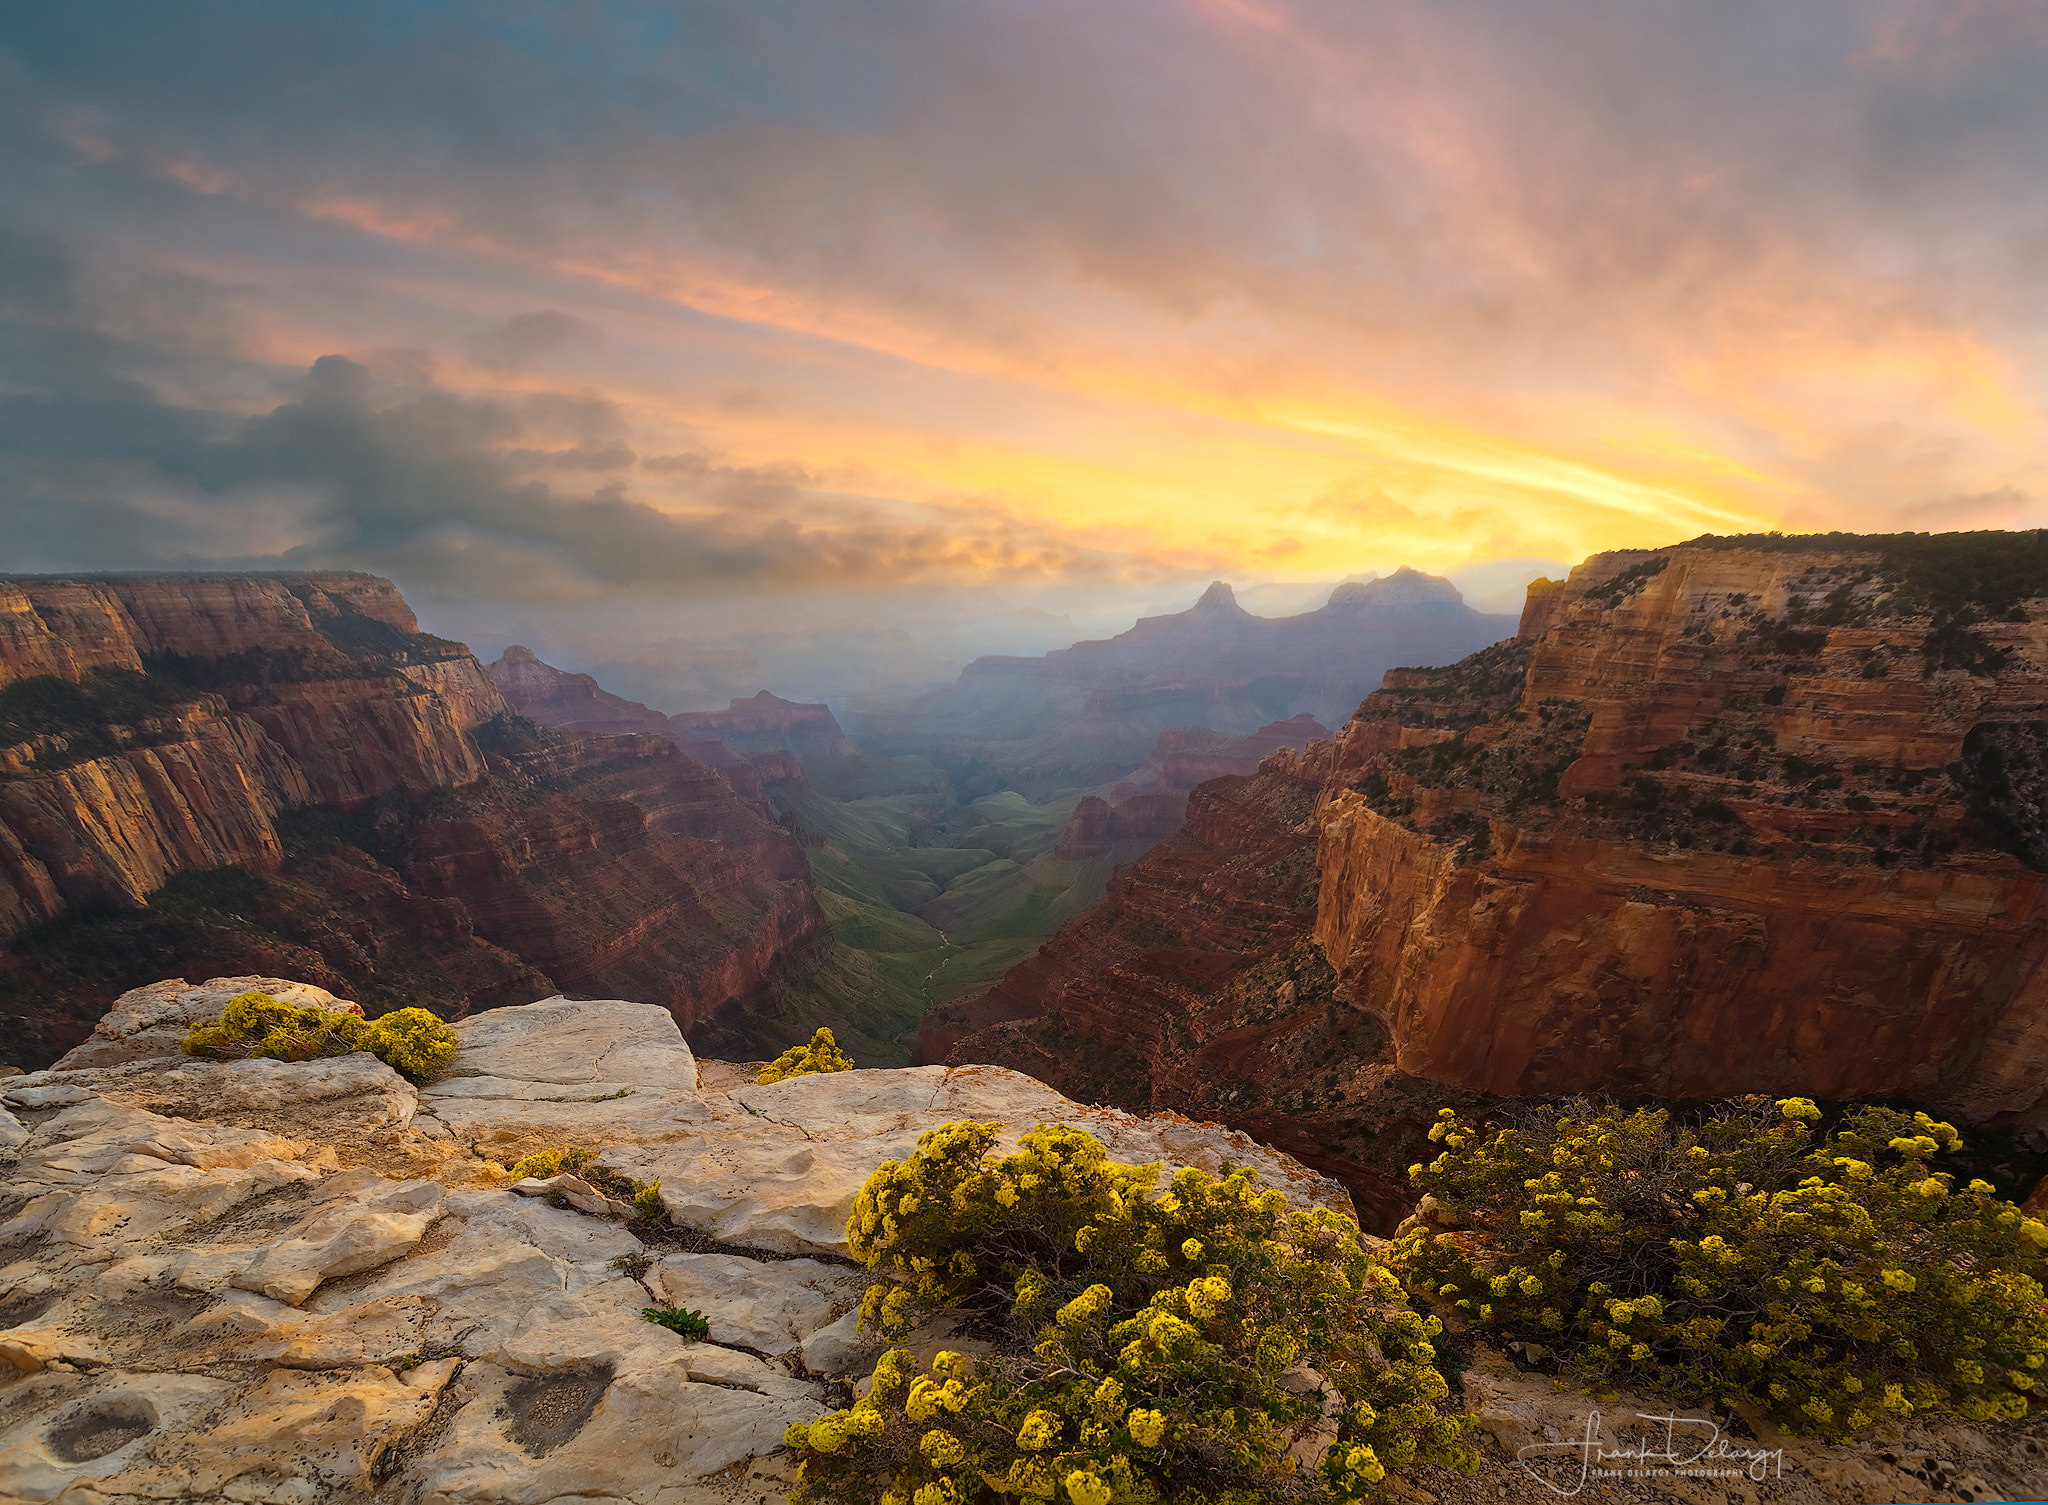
left=153, top=1053, right=418, bottom=1129
left=622, top=1059, right=1357, bottom=1258
left=418, top=997, right=711, bottom=1150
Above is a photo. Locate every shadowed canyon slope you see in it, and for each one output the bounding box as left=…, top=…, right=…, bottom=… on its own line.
left=0, top=575, right=823, bottom=1068
left=854, top=571, right=1515, bottom=797
left=936, top=532, right=2048, bottom=1224
left=490, top=647, right=1341, bottom=1070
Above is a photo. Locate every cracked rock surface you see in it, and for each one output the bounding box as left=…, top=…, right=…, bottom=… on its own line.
left=0, top=976, right=1356, bottom=1503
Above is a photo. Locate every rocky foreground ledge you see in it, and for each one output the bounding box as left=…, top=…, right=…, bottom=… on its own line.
left=2, top=980, right=2044, bottom=1505
left=0, top=978, right=1350, bottom=1504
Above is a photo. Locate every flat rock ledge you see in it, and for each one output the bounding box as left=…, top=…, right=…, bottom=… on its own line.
left=2, top=979, right=2042, bottom=1505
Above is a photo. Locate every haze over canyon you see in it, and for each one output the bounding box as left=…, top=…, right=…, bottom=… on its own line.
left=7, top=532, right=2048, bottom=1235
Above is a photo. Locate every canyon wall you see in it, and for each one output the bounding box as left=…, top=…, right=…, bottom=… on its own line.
left=0, top=574, right=486, bottom=934
left=940, top=533, right=2048, bottom=1220
left=0, top=574, right=824, bottom=1067
left=1316, top=540, right=2048, bottom=1129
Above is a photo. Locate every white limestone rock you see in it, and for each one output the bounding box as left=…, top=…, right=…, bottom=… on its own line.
left=511, top=1171, right=623, bottom=1215
left=154, top=1053, right=418, bottom=1128
left=654, top=1251, right=865, bottom=1360
left=799, top=1305, right=880, bottom=1378
left=229, top=1172, right=445, bottom=1304
left=625, top=1060, right=1358, bottom=1259
left=445, top=995, right=698, bottom=1088
left=0, top=1371, right=233, bottom=1503
left=409, top=1356, right=817, bottom=1505
left=1, top=1099, right=323, bottom=1254
left=79, top=1361, right=450, bottom=1499
left=0, top=982, right=1392, bottom=1505
left=421, top=996, right=711, bottom=1145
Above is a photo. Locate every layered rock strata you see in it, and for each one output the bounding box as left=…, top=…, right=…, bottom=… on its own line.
left=0, top=576, right=823, bottom=1069
left=1319, top=539, right=2048, bottom=1130
left=485, top=646, right=816, bottom=802
left=922, top=749, right=1465, bottom=1230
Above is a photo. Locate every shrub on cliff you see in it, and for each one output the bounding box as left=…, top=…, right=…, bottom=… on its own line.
left=756, top=1026, right=855, bottom=1085
left=181, top=990, right=456, bottom=1082
left=784, top=1120, right=1478, bottom=1504
left=1389, top=1097, right=2048, bottom=1441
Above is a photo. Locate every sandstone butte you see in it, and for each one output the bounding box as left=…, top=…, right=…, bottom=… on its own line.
left=0, top=976, right=2037, bottom=1505
left=0, top=574, right=824, bottom=1067
left=933, top=533, right=2048, bottom=1231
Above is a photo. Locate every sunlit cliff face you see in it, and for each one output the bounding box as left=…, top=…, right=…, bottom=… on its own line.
left=1, top=0, right=2044, bottom=678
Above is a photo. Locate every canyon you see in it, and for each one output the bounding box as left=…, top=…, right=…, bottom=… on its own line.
left=935, top=533, right=2048, bottom=1224
left=489, top=642, right=1348, bottom=1071
left=0, top=575, right=823, bottom=1070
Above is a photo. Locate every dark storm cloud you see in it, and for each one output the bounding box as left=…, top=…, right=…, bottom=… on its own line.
left=9, top=0, right=2044, bottom=353
left=0, top=320, right=1152, bottom=596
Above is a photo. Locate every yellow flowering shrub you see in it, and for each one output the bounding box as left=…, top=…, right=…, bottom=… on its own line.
left=1391, top=1098, right=2048, bottom=1441
left=181, top=991, right=457, bottom=1082
left=364, top=1006, right=457, bottom=1078
left=787, top=1120, right=1477, bottom=1503
left=755, top=1026, right=856, bottom=1085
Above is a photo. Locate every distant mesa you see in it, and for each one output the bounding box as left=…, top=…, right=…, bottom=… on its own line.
left=670, top=689, right=853, bottom=763
left=486, top=645, right=674, bottom=737
left=486, top=648, right=854, bottom=795
left=851, top=567, right=1511, bottom=798
left=1050, top=712, right=1335, bottom=859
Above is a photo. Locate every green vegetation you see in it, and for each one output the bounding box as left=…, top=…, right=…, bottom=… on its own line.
left=0, top=669, right=200, bottom=772
left=181, top=990, right=457, bottom=1081
left=1365, top=700, right=1589, bottom=833
left=1581, top=555, right=1669, bottom=606
left=1690, top=528, right=2048, bottom=618
left=1353, top=640, right=1532, bottom=727
left=705, top=783, right=1118, bottom=1066
left=1390, top=1098, right=2048, bottom=1441
left=642, top=1305, right=711, bottom=1340
left=1691, top=529, right=2048, bottom=674
left=633, top=1181, right=668, bottom=1222
left=471, top=709, right=564, bottom=758
left=1957, top=721, right=2048, bottom=871
left=505, top=1143, right=670, bottom=1222
left=509, top=1146, right=587, bottom=1181
left=757, top=1026, right=856, bottom=1084
left=785, top=1121, right=1477, bottom=1504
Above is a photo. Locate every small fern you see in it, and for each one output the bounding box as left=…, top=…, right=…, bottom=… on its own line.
left=642, top=1306, right=710, bottom=1340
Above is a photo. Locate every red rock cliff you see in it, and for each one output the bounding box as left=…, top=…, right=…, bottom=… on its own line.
left=0, top=573, right=825, bottom=1068
left=1316, top=539, right=2048, bottom=1132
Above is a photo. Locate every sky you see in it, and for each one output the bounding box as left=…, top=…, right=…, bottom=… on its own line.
left=2, top=1, right=2046, bottom=707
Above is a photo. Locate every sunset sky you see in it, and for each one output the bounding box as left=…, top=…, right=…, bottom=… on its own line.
left=3, top=1, right=2046, bottom=705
